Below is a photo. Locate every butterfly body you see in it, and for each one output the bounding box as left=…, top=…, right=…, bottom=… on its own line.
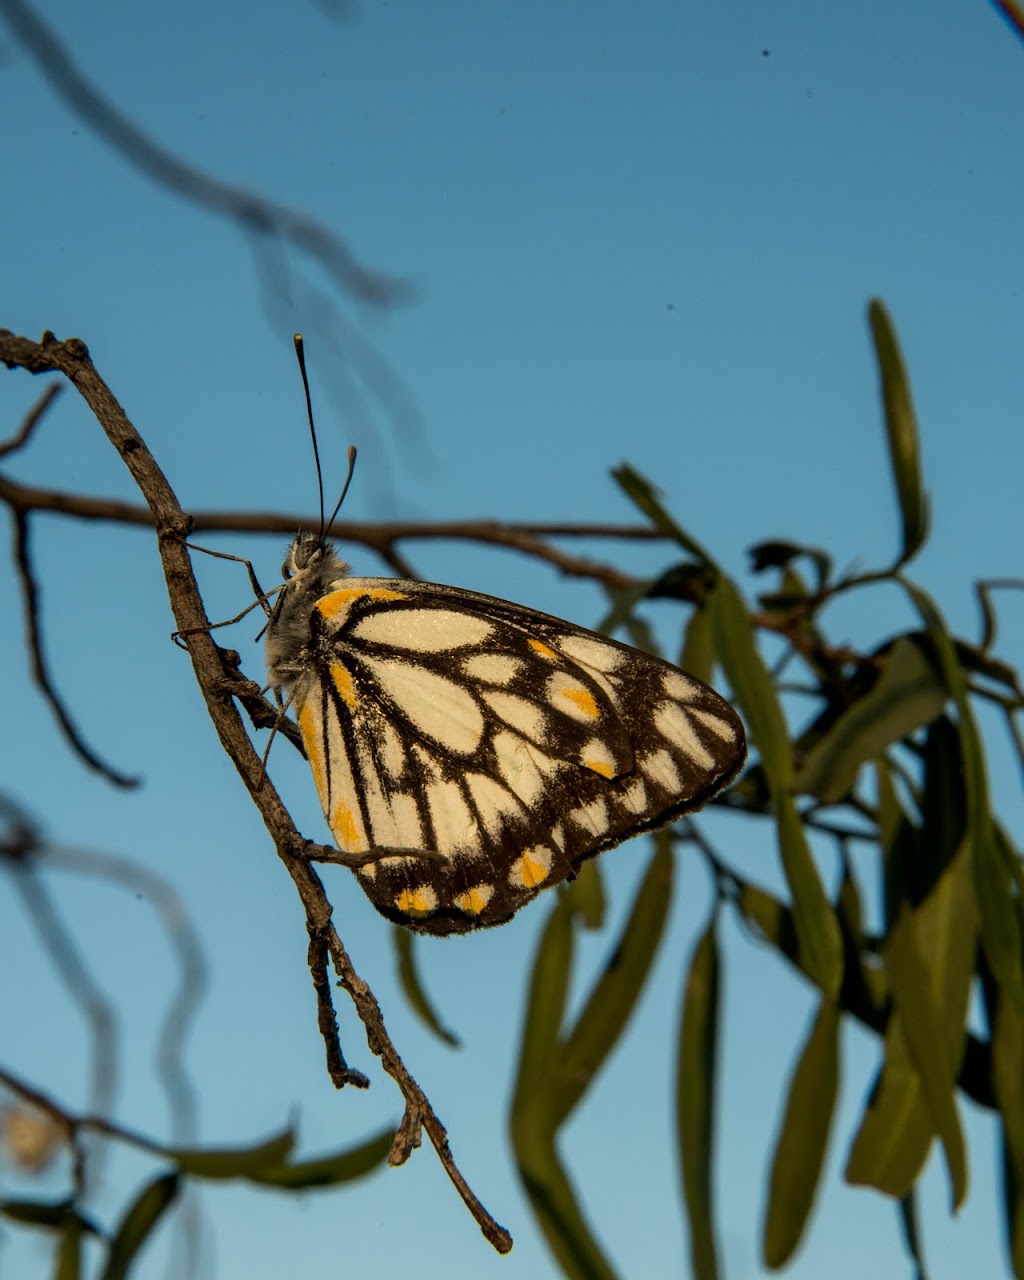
left=266, top=531, right=746, bottom=936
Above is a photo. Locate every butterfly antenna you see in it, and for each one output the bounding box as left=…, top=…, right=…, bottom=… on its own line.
left=293, top=334, right=325, bottom=537
left=325, top=446, right=358, bottom=531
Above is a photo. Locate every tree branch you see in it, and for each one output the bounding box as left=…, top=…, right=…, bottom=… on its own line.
left=0, top=328, right=513, bottom=1256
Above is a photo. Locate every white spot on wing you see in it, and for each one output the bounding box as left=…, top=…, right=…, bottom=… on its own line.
left=465, top=772, right=525, bottom=837
left=641, top=749, right=682, bottom=791
left=389, top=793, right=424, bottom=847
left=463, top=653, right=524, bottom=684
left=619, top=777, right=649, bottom=815
left=655, top=703, right=715, bottom=769
left=352, top=608, right=492, bottom=651
left=378, top=719, right=407, bottom=781
left=425, top=778, right=479, bottom=854
left=557, top=634, right=625, bottom=673
left=569, top=796, right=610, bottom=834
left=663, top=670, right=700, bottom=701
left=360, top=655, right=484, bottom=753
left=493, top=732, right=557, bottom=805
left=690, top=707, right=738, bottom=741
left=482, top=690, right=546, bottom=740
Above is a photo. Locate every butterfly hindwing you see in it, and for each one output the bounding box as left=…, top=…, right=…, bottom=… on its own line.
left=270, top=555, right=745, bottom=936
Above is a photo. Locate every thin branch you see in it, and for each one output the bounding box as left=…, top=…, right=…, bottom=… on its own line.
left=0, top=382, right=62, bottom=457
left=0, top=471, right=658, bottom=588
left=0, top=0, right=406, bottom=310
left=10, top=507, right=138, bottom=787
left=0, top=328, right=513, bottom=1256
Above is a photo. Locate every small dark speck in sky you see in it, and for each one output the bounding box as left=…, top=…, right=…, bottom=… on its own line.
left=762, top=49, right=771, bottom=57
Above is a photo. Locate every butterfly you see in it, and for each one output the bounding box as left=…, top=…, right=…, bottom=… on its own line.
left=264, top=528, right=747, bottom=936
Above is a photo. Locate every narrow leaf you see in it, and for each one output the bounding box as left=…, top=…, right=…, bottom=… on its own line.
left=393, top=927, right=460, bottom=1047
left=564, top=859, right=606, bottom=929
left=677, top=918, right=722, bottom=1280
left=513, top=896, right=574, bottom=1091
left=883, top=905, right=968, bottom=1209
left=709, top=577, right=845, bottom=993
left=166, top=1128, right=295, bottom=1178
left=681, top=606, right=714, bottom=685
left=897, top=1191, right=929, bottom=1280
left=868, top=300, right=928, bottom=565
left=611, top=463, right=716, bottom=565
left=762, top=998, right=840, bottom=1268
left=56, top=1216, right=84, bottom=1280
left=794, top=637, right=947, bottom=802
left=100, top=1173, right=180, bottom=1280
left=553, top=836, right=674, bottom=1122
left=904, top=582, right=1024, bottom=1005
left=250, top=1128, right=393, bottom=1188
left=510, top=901, right=616, bottom=1280
left=775, top=797, right=843, bottom=1001
left=845, top=1049, right=933, bottom=1197
left=848, top=836, right=975, bottom=1204
left=710, top=577, right=791, bottom=790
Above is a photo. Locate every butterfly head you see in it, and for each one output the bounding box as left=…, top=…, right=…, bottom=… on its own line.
left=281, top=529, right=349, bottom=589
left=266, top=531, right=350, bottom=694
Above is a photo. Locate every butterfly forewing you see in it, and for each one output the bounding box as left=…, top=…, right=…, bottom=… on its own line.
left=267, top=539, right=746, bottom=936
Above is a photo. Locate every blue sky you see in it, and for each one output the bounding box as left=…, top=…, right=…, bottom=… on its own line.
left=2, top=2, right=1023, bottom=1277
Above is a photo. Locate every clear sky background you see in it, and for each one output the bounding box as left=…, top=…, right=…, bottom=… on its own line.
left=2, top=2, right=1023, bottom=1277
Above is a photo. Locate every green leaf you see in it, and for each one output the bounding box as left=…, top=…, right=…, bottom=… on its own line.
left=903, top=582, right=1024, bottom=1005
left=868, top=300, right=928, bottom=565
left=762, top=998, right=840, bottom=1269
left=677, top=917, right=722, bottom=1280
left=611, top=463, right=716, bottom=566
left=710, top=576, right=844, bottom=994
left=553, top=835, right=674, bottom=1122
left=681, top=606, right=714, bottom=685
left=993, top=984, right=1024, bottom=1278
left=737, top=880, right=886, bottom=1023
left=897, top=1191, right=929, bottom=1280
left=393, top=927, right=460, bottom=1047
left=845, top=1049, right=933, bottom=1197
left=710, top=577, right=791, bottom=790
left=100, top=1173, right=180, bottom=1280
left=775, top=797, right=844, bottom=1001
left=57, top=1215, right=84, bottom=1280
left=847, top=836, right=977, bottom=1204
left=166, top=1127, right=295, bottom=1178
left=250, top=1128, right=393, bottom=1188
left=794, top=637, right=947, bottom=802
left=564, top=859, right=606, bottom=929
left=883, top=903, right=968, bottom=1210
left=0, top=1199, right=96, bottom=1232
left=510, top=901, right=616, bottom=1280
left=513, top=896, right=574, bottom=1093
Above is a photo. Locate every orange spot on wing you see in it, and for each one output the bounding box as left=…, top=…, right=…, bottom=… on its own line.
left=454, top=885, right=493, bottom=916
left=583, top=758, right=615, bottom=778
left=317, top=587, right=408, bottom=620
left=528, top=638, right=557, bottom=659
left=331, top=803, right=362, bottom=850
left=511, top=849, right=553, bottom=889
left=298, top=704, right=326, bottom=793
left=396, top=887, right=437, bottom=917
left=562, top=687, right=599, bottom=718
left=330, top=661, right=356, bottom=708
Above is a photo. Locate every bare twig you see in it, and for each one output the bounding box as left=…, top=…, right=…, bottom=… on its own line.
left=0, top=382, right=62, bottom=458
left=0, top=0, right=406, bottom=310
left=0, top=472, right=656, bottom=590
left=10, top=507, right=139, bottom=787
left=0, top=328, right=513, bottom=1255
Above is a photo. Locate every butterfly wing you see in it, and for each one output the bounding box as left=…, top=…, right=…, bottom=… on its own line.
left=286, top=576, right=745, bottom=935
